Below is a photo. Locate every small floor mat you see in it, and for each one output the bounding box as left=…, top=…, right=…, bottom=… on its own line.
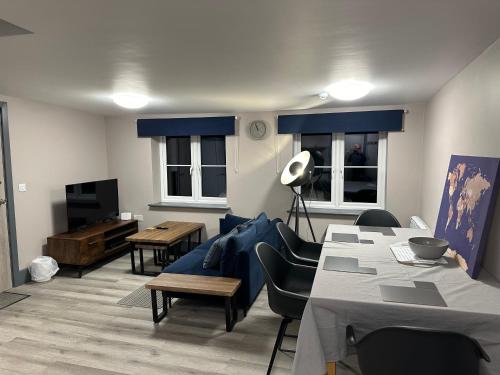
left=117, top=285, right=162, bottom=308
left=0, top=291, right=30, bottom=310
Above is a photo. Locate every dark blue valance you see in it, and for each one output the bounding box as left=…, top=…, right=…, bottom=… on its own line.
left=277, top=110, right=404, bottom=134
left=137, top=116, right=235, bottom=137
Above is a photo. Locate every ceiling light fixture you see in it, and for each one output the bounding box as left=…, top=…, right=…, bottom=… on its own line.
left=112, top=93, right=150, bottom=109
left=318, top=92, right=329, bottom=100
left=326, top=80, right=374, bottom=101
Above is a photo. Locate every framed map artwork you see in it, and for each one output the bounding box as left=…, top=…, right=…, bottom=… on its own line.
left=435, top=155, right=500, bottom=279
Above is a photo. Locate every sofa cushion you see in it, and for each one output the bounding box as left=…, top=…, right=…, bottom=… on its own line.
left=203, top=227, right=238, bottom=269
left=233, top=212, right=268, bottom=234
left=220, top=224, right=257, bottom=276
left=219, top=213, right=250, bottom=235
left=253, top=212, right=269, bottom=235
left=163, top=247, right=221, bottom=276
left=194, top=233, right=221, bottom=250
left=233, top=218, right=285, bottom=308
left=163, top=234, right=222, bottom=276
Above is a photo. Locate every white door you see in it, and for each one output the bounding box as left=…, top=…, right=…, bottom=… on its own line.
left=0, top=109, right=12, bottom=291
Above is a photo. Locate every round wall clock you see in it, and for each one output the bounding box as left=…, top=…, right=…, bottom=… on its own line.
left=249, top=120, right=267, bottom=140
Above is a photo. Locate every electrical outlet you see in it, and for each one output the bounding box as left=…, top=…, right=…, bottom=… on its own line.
left=18, top=183, right=27, bottom=192
left=134, top=214, right=144, bottom=222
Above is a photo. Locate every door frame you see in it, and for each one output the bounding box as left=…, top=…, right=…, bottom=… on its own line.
left=0, top=101, right=24, bottom=287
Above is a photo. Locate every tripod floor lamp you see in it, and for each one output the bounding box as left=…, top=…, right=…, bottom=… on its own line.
left=281, top=150, right=316, bottom=241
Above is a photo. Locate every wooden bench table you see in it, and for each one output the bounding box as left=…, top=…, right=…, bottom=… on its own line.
left=145, top=273, right=242, bottom=332
left=126, top=221, right=204, bottom=276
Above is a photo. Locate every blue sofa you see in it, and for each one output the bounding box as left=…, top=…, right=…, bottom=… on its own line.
left=163, top=213, right=284, bottom=310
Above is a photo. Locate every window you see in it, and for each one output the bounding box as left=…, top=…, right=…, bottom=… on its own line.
left=293, top=132, right=387, bottom=211
left=160, top=135, right=227, bottom=203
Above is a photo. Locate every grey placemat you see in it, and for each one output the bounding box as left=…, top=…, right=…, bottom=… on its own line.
left=323, top=256, right=377, bottom=275
left=359, top=226, right=396, bottom=236
left=331, top=233, right=359, bottom=243
left=380, top=281, right=447, bottom=307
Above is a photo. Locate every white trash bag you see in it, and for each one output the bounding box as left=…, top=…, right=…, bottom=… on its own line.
left=29, top=256, right=59, bottom=282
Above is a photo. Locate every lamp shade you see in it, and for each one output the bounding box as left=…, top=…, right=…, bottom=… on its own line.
left=281, top=151, right=315, bottom=187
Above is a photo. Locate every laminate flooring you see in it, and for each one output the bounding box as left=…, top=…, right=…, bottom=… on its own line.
left=0, top=254, right=359, bottom=375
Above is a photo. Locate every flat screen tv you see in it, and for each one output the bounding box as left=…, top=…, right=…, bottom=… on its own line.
left=65, top=178, right=119, bottom=231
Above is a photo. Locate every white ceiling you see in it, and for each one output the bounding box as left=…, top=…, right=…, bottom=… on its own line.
left=1, top=0, right=500, bottom=115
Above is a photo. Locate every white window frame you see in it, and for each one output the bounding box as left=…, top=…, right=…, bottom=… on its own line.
left=159, top=136, right=228, bottom=204
left=293, top=132, right=387, bottom=212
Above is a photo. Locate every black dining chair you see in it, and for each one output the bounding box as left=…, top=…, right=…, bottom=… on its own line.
left=255, top=242, right=316, bottom=375
left=354, top=209, right=401, bottom=228
left=276, top=222, right=321, bottom=267
left=346, top=325, right=490, bottom=375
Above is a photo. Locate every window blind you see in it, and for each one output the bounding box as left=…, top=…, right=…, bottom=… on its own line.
left=137, top=116, right=235, bottom=137
left=277, top=110, right=404, bottom=134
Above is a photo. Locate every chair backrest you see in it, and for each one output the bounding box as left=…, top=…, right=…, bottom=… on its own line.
left=276, top=222, right=303, bottom=256
left=255, top=242, right=305, bottom=319
left=353, top=326, right=490, bottom=375
left=354, top=209, right=401, bottom=228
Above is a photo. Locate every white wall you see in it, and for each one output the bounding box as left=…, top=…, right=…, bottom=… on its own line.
left=106, top=112, right=292, bottom=239
left=1, top=95, right=108, bottom=269
left=0, top=94, right=425, bottom=273
left=106, top=103, right=426, bottom=241
left=421, top=38, right=500, bottom=280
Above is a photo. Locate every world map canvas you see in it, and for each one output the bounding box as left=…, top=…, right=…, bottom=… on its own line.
left=435, top=155, right=500, bottom=279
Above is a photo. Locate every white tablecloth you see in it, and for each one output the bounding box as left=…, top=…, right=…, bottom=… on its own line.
left=292, top=224, right=500, bottom=375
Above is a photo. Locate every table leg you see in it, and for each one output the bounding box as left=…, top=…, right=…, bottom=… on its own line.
left=327, top=362, right=336, bottom=375
left=151, top=289, right=159, bottom=322
left=225, top=296, right=238, bottom=332
left=130, top=244, right=136, bottom=274
left=153, top=249, right=158, bottom=266
left=232, top=295, right=238, bottom=324
left=198, top=229, right=201, bottom=245
left=161, top=244, right=170, bottom=266
left=162, top=291, right=169, bottom=314
left=139, top=248, right=145, bottom=274
left=151, top=289, right=168, bottom=323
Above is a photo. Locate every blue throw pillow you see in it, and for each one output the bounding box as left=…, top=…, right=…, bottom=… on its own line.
left=219, top=213, right=250, bottom=234
left=203, top=227, right=238, bottom=269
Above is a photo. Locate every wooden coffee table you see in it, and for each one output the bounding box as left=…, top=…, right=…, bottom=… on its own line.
left=126, top=221, right=204, bottom=275
left=145, top=273, right=241, bottom=332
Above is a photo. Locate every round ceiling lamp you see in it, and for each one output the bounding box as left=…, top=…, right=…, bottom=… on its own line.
left=112, top=93, right=150, bottom=109
left=326, top=80, right=374, bottom=101
left=281, top=151, right=315, bottom=187
left=318, top=92, right=329, bottom=100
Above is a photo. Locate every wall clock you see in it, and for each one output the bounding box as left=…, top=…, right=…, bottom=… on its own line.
left=249, top=120, right=267, bottom=140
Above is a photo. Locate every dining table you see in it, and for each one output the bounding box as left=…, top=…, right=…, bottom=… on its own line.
left=292, top=224, right=500, bottom=375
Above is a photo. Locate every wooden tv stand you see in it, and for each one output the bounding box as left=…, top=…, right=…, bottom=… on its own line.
left=47, top=220, right=138, bottom=277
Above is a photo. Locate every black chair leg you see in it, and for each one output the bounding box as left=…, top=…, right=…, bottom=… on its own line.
left=267, top=318, right=291, bottom=375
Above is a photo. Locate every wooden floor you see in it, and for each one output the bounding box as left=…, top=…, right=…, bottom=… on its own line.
left=0, top=254, right=358, bottom=375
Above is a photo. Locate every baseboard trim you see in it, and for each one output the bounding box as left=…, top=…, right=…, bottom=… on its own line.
left=13, top=268, right=30, bottom=287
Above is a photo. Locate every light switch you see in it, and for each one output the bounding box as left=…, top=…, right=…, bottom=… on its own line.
left=18, top=183, right=27, bottom=192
